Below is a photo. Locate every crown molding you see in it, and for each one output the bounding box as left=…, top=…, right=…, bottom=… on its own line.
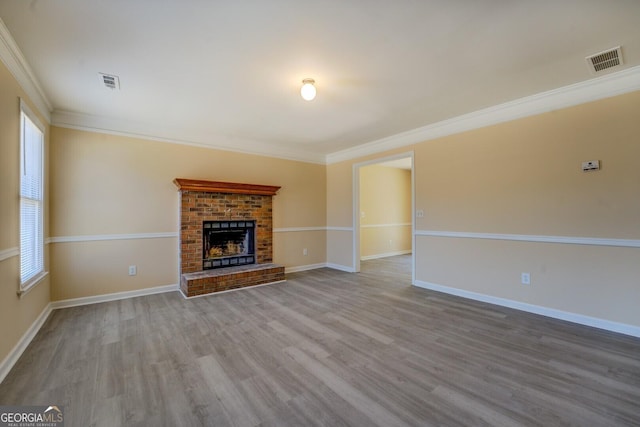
left=51, top=110, right=327, bottom=165
left=50, top=66, right=640, bottom=166
left=326, top=65, right=640, bottom=164
left=0, top=18, right=51, bottom=122
left=5, top=7, right=639, bottom=167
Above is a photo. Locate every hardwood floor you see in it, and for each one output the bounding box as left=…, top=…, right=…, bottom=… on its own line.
left=1, top=255, right=639, bottom=426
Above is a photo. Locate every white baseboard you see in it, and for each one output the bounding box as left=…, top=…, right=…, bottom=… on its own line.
left=326, top=263, right=356, bottom=273
left=361, top=250, right=411, bottom=261
left=285, top=263, right=327, bottom=273
left=413, top=280, right=640, bottom=338
left=50, top=284, right=179, bottom=309
left=0, top=303, right=53, bottom=384
left=0, top=284, right=179, bottom=384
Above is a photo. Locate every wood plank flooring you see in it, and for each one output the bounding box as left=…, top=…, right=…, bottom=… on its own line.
left=1, top=255, right=639, bottom=426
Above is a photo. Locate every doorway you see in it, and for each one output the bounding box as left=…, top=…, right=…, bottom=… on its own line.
left=353, top=152, right=415, bottom=283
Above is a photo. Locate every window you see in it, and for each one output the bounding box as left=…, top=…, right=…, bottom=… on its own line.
left=19, top=100, right=45, bottom=291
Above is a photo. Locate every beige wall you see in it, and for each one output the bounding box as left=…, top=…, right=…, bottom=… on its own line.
left=326, top=161, right=356, bottom=269
left=416, top=237, right=640, bottom=326
left=49, top=127, right=326, bottom=300
left=326, top=90, right=640, bottom=328
left=326, top=162, right=353, bottom=227
left=413, top=91, right=640, bottom=327
left=0, top=61, right=51, bottom=365
left=273, top=231, right=326, bottom=269
left=413, top=94, right=640, bottom=237
left=359, top=165, right=411, bottom=258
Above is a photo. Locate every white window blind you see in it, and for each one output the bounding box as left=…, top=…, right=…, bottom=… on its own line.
left=20, top=100, right=45, bottom=289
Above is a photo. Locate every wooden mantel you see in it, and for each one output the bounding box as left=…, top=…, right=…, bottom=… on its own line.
left=173, top=178, right=280, bottom=196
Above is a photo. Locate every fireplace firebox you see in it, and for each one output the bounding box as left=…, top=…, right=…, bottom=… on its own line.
left=203, top=220, right=256, bottom=270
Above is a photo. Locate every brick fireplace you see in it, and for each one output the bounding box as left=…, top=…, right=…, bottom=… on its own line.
left=174, top=178, right=285, bottom=297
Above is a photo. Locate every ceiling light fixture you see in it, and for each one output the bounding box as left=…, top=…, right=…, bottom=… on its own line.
left=300, top=78, right=316, bottom=101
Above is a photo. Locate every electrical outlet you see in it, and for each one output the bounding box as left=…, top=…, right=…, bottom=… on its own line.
left=521, top=272, right=531, bottom=285
left=416, top=209, right=425, bottom=218
left=303, top=248, right=308, bottom=256
left=129, top=265, right=137, bottom=276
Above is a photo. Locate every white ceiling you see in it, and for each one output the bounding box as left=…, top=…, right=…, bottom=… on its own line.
left=1, top=1, right=640, bottom=163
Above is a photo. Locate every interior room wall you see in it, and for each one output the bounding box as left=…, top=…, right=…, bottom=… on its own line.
left=359, top=164, right=411, bottom=259
left=0, top=61, right=51, bottom=366
left=326, top=90, right=640, bottom=329
left=48, top=126, right=326, bottom=300
left=326, top=162, right=354, bottom=270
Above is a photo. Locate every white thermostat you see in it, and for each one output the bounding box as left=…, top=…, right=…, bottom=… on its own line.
left=582, top=160, right=600, bottom=172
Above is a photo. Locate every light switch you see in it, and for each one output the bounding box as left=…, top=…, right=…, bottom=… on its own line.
left=582, top=160, right=600, bottom=172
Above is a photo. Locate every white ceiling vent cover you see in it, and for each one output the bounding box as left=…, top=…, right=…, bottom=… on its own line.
left=585, top=46, right=623, bottom=73
left=99, top=73, right=120, bottom=90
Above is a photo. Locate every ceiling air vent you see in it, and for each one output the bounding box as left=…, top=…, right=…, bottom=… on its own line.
left=585, top=46, right=623, bottom=73
left=99, top=73, right=120, bottom=90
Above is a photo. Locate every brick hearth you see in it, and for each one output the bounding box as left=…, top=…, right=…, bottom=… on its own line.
left=174, top=178, right=285, bottom=297
left=181, top=263, right=284, bottom=296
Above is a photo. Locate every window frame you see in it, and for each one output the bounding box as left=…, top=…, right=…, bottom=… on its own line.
left=19, top=98, right=47, bottom=295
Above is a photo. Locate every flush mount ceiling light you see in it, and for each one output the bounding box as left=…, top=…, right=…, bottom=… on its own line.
left=300, top=78, right=316, bottom=101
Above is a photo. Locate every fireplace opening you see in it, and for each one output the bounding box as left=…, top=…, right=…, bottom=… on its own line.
left=203, top=220, right=256, bottom=269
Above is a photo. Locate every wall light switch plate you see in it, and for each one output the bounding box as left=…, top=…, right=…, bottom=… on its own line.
left=582, top=160, right=600, bottom=172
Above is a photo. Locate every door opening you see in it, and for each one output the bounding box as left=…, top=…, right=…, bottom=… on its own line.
left=353, top=152, right=415, bottom=284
